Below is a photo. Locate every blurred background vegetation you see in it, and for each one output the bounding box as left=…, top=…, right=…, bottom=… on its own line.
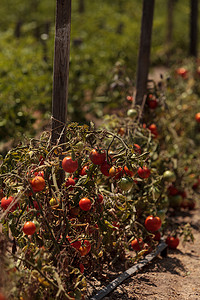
left=0, top=0, right=198, bottom=147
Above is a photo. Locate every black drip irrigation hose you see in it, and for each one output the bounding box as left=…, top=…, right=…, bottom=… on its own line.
left=90, top=239, right=168, bottom=300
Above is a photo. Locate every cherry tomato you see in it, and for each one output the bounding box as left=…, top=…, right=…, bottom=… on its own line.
left=163, top=170, right=176, bottom=182
left=23, top=221, right=36, bottom=235
left=166, top=236, right=179, bottom=249
left=118, top=177, right=133, bottom=191
left=195, top=112, right=200, bottom=123
left=123, top=166, right=136, bottom=177
left=131, top=238, right=144, bottom=251
left=79, top=197, right=92, bottom=211
left=147, top=94, right=158, bottom=109
left=0, top=293, right=7, bottom=300
left=1, top=196, right=17, bottom=212
left=97, top=194, right=104, bottom=204
left=65, top=177, right=76, bottom=190
left=176, top=67, right=188, bottom=78
left=145, top=216, right=162, bottom=232
left=138, top=166, right=151, bottom=179
left=79, top=263, right=84, bottom=273
left=148, top=124, right=158, bottom=136
left=89, top=149, right=106, bottom=165
left=79, top=165, right=89, bottom=176
left=30, top=176, right=45, bottom=192
left=100, top=161, right=111, bottom=176
left=133, top=144, right=142, bottom=154
left=62, top=156, right=78, bottom=173
left=167, top=185, right=179, bottom=196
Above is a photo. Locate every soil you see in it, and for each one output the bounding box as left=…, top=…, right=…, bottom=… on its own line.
left=87, top=204, right=200, bottom=300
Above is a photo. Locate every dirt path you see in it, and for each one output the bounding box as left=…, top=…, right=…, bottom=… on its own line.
left=89, top=205, right=200, bottom=300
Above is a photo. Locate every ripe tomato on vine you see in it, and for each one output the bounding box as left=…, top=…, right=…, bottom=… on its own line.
left=145, top=216, right=162, bottom=232
left=30, top=176, right=45, bottom=192
left=62, top=156, right=78, bottom=173
left=89, top=149, right=106, bottom=165
left=79, top=197, right=92, bottom=211
left=23, top=221, right=36, bottom=235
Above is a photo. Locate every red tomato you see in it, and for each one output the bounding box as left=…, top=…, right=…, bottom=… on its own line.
left=133, top=143, right=142, bottom=154
left=79, top=263, right=84, bottom=273
left=192, top=181, right=199, bottom=190
left=0, top=293, right=7, bottom=300
left=97, top=194, right=104, bottom=204
left=79, top=197, right=92, bottom=211
left=138, top=166, right=151, bottom=179
left=79, top=165, right=89, bottom=176
left=79, top=240, right=91, bottom=256
left=1, top=196, right=17, bottom=212
left=109, top=166, right=117, bottom=177
left=147, top=94, right=158, bottom=109
left=65, top=177, right=76, bottom=190
left=89, top=149, right=106, bottom=165
left=126, top=95, right=134, bottom=102
left=145, top=216, right=162, bottom=232
left=166, top=236, right=179, bottom=249
left=71, top=240, right=82, bottom=250
left=148, top=124, right=158, bottom=136
left=131, top=238, right=144, bottom=251
left=62, top=156, right=78, bottom=173
left=23, top=221, right=36, bottom=235
left=100, top=161, right=111, bottom=176
left=176, top=67, right=188, bottom=78
left=114, top=166, right=123, bottom=179
left=167, top=185, right=179, bottom=196
left=30, top=176, right=45, bottom=192
left=123, top=166, right=136, bottom=177
left=195, top=112, right=200, bottom=123
left=83, top=239, right=91, bottom=254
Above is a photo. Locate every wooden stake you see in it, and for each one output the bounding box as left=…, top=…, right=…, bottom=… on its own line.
left=52, top=0, right=71, bottom=146
left=135, top=0, right=155, bottom=106
left=189, top=0, right=198, bottom=57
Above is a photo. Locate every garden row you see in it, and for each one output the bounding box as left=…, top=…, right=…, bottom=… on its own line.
left=0, top=62, right=200, bottom=299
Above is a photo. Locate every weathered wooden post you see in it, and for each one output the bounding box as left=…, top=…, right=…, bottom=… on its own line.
left=135, top=0, right=155, bottom=106
left=166, top=0, right=175, bottom=48
left=189, top=0, right=198, bottom=57
left=52, top=0, right=71, bottom=146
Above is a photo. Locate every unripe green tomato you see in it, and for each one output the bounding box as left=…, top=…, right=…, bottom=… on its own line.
left=32, top=220, right=40, bottom=233
left=157, top=209, right=166, bottom=222
left=163, top=170, right=176, bottom=182
left=127, top=109, right=137, bottom=118
left=169, top=195, right=182, bottom=208
left=76, top=141, right=84, bottom=151
left=118, top=177, right=133, bottom=191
